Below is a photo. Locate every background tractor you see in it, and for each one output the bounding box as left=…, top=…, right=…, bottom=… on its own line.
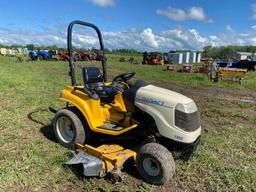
left=142, top=52, right=164, bottom=65
left=58, top=51, right=70, bottom=61
left=29, top=50, right=58, bottom=61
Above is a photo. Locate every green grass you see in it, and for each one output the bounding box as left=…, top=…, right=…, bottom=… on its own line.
left=0, top=55, right=255, bottom=191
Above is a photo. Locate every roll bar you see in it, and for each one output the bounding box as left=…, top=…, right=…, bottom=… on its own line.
left=67, top=20, right=107, bottom=86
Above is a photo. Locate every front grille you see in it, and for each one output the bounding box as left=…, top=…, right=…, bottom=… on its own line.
left=175, top=110, right=200, bottom=132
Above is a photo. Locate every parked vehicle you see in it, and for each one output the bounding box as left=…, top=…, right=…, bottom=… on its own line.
left=29, top=50, right=58, bottom=61
left=51, top=20, right=201, bottom=185
left=236, top=60, right=256, bottom=71
left=58, top=51, right=70, bottom=61
left=142, top=52, right=164, bottom=65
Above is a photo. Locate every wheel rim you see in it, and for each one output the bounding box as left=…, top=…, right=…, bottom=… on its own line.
left=142, top=157, right=160, bottom=177
left=56, top=116, right=75, bottom=143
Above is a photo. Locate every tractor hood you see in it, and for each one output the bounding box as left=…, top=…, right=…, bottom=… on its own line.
left=134, top=84, right=200, bottom=143
left=135, top=85, right=194, bottom=108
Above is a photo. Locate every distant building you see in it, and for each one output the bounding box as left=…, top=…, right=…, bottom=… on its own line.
left=196, top=52, right=201, bottom=62
left=189, top=52, right=196, bottom=63
left=169, top=51, right=201, bottom=64
left=17, top=47, right=29, bottom=55
left=233, top=52, right=252, bottom=60
left=169, top=53, right=183, bottom=64
left=182, top=52, right=190, bottom=63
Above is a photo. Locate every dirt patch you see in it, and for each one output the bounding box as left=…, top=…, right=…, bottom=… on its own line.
left=154, top=79, right=256, bottom=103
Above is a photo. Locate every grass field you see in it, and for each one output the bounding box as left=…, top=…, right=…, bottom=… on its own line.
left=0, top=55, right=256, bottom=192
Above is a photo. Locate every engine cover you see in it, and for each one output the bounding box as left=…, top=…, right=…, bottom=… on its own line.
left=135, top=85, right=201, bottom=144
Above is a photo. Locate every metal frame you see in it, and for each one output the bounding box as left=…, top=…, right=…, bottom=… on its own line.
left=67, top=20, right=107, bottom=86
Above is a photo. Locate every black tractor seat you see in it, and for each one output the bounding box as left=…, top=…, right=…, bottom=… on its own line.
left=82, top=67, right=117, bottom=103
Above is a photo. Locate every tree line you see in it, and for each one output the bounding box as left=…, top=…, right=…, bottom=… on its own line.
left=1, top=44, right=256, bottom=59
left=0, top=44, right=141, bottom=54
left=202, top=45, right=256, bottom=59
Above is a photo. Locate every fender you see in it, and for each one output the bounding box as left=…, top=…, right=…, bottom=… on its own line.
left=59, top=86, right=137, bottom=135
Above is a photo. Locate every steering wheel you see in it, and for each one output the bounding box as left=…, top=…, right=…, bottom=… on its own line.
left=113, top=72, right=136, bottom=82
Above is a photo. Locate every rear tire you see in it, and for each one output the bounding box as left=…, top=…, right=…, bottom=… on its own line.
left=136, top=143, right=175, bottom=185
left=53, top=108, right=91, bottom=148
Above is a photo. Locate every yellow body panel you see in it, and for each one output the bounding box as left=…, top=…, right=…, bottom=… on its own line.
left=59, top=86, right=138, bottom=135
left=76, top=144, right=136, bottom=175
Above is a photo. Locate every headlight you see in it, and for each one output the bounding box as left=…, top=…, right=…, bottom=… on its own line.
left=175, top=102, right=197, bottom=113
left=175, top=102, right=200, bottom=132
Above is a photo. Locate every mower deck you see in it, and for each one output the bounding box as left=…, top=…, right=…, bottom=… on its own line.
left=66, top=143, right=136, bottom=177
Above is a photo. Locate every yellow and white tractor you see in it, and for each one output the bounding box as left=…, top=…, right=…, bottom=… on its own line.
left=52, top=20, right=201, bottom=185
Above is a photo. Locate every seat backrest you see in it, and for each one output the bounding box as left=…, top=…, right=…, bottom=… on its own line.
left=82, top=67, right=103, bottom=84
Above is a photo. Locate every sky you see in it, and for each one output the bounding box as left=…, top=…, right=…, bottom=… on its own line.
left=0, top=0, right=256, bottom=51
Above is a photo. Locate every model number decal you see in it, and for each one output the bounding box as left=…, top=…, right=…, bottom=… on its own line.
left=175, top=135, right=183, bottom=140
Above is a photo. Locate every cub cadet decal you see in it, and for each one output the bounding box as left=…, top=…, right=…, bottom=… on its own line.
left=137, top=97, right=171, bottom=108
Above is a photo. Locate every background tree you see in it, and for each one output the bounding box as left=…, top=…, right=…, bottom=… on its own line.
left=26, top=44, right=34, bottom=50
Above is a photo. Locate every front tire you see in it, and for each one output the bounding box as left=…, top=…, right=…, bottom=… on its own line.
left=53, top=108, right=90, bottom=148
left=136, top=143, right=175, bottom=185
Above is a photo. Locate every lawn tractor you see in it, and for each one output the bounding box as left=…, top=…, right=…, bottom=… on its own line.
left=76, top=50, right=96, bottom=61
left=59, top=50, right=98, bottom=62
left=142, top=52, right=164, bottom=65
left=52, top=20, right=201, bottom=185
left=29, top=50, right=58, bottom=61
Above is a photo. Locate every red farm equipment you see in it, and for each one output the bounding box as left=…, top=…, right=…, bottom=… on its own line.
left=78, top=51, right=96, bottom=61
left=92, top=48, right=103, bottom=61
left=59, top=49, right=102, bottom=62
left=73, top=49, right=102, bottom=61
left=142, top=52, right=164, bottom=65
left=58, top=51, right=70, bottom=61
left=166, top=64, right=177, bottom=72
left=182, top=64, right=193, bottom=73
